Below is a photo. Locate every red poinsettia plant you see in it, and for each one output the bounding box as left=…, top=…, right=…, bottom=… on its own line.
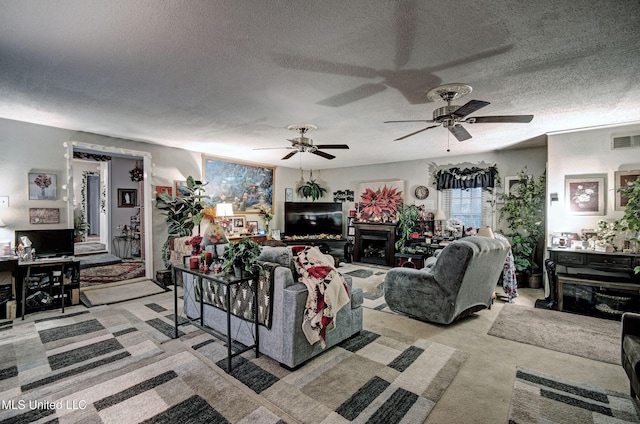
left=359, top=185, right=403, bottom=222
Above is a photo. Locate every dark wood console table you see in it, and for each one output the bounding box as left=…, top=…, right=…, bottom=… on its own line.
left=548, top=248, right=640, bottom=313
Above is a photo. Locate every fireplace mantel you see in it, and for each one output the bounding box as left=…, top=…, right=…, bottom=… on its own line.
left=353, top=223, right=396, bottom=267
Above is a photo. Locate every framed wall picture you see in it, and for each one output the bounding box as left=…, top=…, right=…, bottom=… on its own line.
left=156, top=185, right=172, bottom=200
left=504, top=176, right=519, bottom=196
left=202, top=155, right=274, bottom=213
left=28, top=172, right=57, bottom=200
left=118, top=188, right=137, bottom=208
left=174, top=180, right=188, bottom=197
left=232, top=215, right=246, bottom=231
left=356, top=180, right=404, bottom=222
left=285, top=188, right=293, bottom=202
left=564, top=174, right=606, bottom=215
left=29, top=208, right=60, bottom=224
left=246, top=220, right=258, bottom=235
left=614, top=170, right=640, bottom=211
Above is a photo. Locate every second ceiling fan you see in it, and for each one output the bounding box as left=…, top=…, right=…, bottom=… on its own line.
left=255, top=124, right=349, bottom=160
left=385, top=83, right=534, bottom=142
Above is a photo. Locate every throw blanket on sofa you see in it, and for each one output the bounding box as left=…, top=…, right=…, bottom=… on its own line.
left=291, top=245, right=350, bottom=348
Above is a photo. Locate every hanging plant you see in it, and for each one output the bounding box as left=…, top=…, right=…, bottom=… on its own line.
left=296, top=169, right=327, bottom=201
left=129, top=161, right=144, bottom=182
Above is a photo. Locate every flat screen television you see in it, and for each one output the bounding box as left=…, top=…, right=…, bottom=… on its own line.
left=14, top=229, right=75, bottom=259
left=284, top=202, right=343, bottom=237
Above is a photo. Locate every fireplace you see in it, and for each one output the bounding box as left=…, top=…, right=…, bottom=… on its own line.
left=354, top=223, right=396, bottom=267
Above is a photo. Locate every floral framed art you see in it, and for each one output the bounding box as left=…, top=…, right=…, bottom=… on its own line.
left=614, top=170, right=640, bottom=211
left=28, top=172, right=57, bottom=200
left=202, top=155, right=274, bottom=213
left=356, top=180, right=404, bottom=222
left=565, top=174, right=606, bottom=215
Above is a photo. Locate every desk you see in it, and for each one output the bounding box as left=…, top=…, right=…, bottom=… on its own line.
left=549, top=248, right=640, bottom=314
left=172, top=265, right=259, bottom=372
left=16, top=258, right=80, bottom=319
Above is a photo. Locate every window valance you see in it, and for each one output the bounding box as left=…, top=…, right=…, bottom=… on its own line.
left=433, top=165, right=498, bottom=190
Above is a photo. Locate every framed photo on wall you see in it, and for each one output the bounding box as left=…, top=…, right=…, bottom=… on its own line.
left=118, top=188, right=137, bottom=208
left=28, top=172, right=57, bottom=200
left=614, top=170, right=640, bottom=211
left=202, top=155, right=274, bottom=213
left=564, top=174, right=606, bottom=215
left=246, top=220, right=258, bottom=235
left=156, top=185, right=172, bottom=200
left=232, top=215, right=246, bottom=231
left=29, top=208, right=60, bottom=224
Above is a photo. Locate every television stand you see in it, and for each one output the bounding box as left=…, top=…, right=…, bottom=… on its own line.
left=282, top=238, right=347, bottom=263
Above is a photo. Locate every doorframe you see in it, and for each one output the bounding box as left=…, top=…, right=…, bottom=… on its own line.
left=65, top=141, right=154, bottom=280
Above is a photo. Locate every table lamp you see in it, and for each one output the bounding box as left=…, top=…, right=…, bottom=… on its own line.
left=433, top=210, right=446, bottom=236
left=216, top=202, right=234, bottom=234
left=477, top=226, right=495, bottom=238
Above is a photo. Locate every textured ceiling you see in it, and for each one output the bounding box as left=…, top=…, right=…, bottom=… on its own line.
left=1, top=0, right=639, bottom=169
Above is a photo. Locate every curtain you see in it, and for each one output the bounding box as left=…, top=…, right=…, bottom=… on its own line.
left=434, top=165, right=498, bottom=190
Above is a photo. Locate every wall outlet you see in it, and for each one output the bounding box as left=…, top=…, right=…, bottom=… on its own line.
left=0, top=196, right=8, bottom=208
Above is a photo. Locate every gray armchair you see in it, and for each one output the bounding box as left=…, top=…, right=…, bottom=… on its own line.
left=622, top=312, right=640, bottom=400
left=383, top=237, right=510, bottom=325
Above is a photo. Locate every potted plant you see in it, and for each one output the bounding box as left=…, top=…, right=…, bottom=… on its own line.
left=618, top=177, right=640, bottom=274
left=156, top=176, right=207, bottom=266
left=499, top=168, right=546, bottom=287
left=221, top=237, right=263, bottom=277
left=296, top=170, right=327, bottom=201
left=395, top=204, right=423, bottom=252
left=74, top=214, right=89, bottom=242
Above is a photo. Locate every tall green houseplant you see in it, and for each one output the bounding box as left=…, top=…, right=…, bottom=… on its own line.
left=156, top=176, right=207, bottom=266
left=618, top=177, right=640, bottom=273
left=395, top=204, right=422, bottom=252
left=499, top=169, right=546, bottom=283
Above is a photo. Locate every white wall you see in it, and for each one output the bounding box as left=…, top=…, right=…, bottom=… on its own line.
left=547, top=122, right=640, bottom=238
left=271, top=146, right=548, bottom=235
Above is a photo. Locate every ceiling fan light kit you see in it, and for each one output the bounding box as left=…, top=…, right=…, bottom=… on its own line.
left=385, top=83, right=534, bottom=144
left=254, top=123, right=349, bottom=160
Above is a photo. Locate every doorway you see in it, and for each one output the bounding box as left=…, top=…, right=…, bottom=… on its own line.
left=86, top=174, right=100, bottom=237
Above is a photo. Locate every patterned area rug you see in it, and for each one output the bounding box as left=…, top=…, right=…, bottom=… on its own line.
left=488, top=304, right=621, bottom=364
left=339, top=262, right=392, bottom=312
left=0, top=292, right=468, bottom=423
left=80, top=260, right=146, bottom=287
left=509, top=367, right=640, bottom=423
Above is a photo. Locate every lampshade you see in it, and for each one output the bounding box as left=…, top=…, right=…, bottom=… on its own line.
left=477, top=226, right=495, bottom=239
left=433, top=210, right=447, bottom=221
left=215, top=203, right=234, bottom=217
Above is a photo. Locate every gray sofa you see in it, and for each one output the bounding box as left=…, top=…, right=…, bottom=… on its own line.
left=182, top=245, right=364, bottom=369
left=383, top=237, right=510, bottom=325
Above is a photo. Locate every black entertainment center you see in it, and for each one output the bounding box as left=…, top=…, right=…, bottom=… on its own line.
left=283, top=202, right=348, bottom=262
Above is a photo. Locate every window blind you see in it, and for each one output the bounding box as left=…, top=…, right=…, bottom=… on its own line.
left=440, top=187, right=494, bottom=230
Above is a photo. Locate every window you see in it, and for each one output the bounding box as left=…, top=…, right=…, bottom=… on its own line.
left=440, top=188, right=493, bottom=230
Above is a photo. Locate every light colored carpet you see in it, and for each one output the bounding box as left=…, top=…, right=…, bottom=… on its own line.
left=509, top=366, right=640, bottom=423
left=488, top=304, right=622, bottom=364
left=74, top=241, right=107, bottom=256
left=78, top=252, right=122, bottom=269
left=82, top=279, right=166, bottom=306
left=339, top=262, right=392, bottom=312
left=0, top=292, right=468, bottom=423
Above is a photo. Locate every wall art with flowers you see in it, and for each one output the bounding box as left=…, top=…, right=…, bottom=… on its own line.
left=356, top=180, right=404, bottom=223
left=28, top=172, right=57, bottom=200
left=564, top=174, right=606, bottom=216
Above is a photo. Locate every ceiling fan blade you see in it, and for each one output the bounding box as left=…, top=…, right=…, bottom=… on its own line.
left=452, top=100, right=490, bottom=119
left=449, top=124, right=472, bottom=141
left=315, top=144, right=349, bottom=149
left=311, top=150, right=335, bottom=160
left=466, top=115, right=534, bottom=124
left=394, top=125, right=439, bottom=141
left=384, top=119, right=434, bottom=123
left=253, top=146, right=295, bottom=150
left=282, top=151, right=298, bottom=160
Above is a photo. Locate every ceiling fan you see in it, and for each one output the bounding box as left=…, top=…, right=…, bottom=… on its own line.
left=254, top=124, right=349, bottom=160
left=385, top=83, right=534, bottom=142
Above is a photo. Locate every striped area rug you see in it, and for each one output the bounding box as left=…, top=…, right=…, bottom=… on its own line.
left=0, top=292, right=467, bottom=423
left=509, top=367, right=640, bottom=423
